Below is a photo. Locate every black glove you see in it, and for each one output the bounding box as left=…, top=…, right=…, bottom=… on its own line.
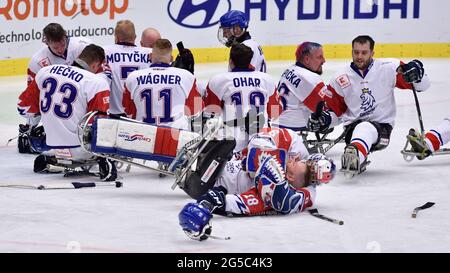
left=308, top=109, right=332, bottom=133
left=172, top=48, right=195, bottom=74
left=398, top=59, right=424, bottom=83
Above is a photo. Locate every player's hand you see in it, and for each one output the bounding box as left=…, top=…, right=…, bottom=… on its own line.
left=172, top=48, right=195, bottom=74
left=398, top=59, right=424, bottom=83
left=308, top=110, right=332, bottom=133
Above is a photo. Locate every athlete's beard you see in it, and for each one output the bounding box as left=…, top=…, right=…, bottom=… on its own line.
left=355, top=58, right=372, bottom=71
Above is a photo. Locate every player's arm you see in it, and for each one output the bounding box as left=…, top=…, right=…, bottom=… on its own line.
left=267, top=87, right=282, bottom=120
left=18, top=79, right=40, bottom=117
left=203, top=84, right=223, bottom=117
left=184, top=80, right=204, bottom=117
left=122, top=86, right=137, bottom=119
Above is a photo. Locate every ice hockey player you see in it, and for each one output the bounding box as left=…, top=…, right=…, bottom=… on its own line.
left=18, top=23, right=91, bottom=154
left=181, top=126, right=310, bottom=201
left=218, top=10, right=266, bottom=73
left=407, top=117, right=450, bottom=159
left=203, top=43, right=282, bottom=152
left=103, top=20, right=151, bottom=116
left=178, top=151, right=335, bottom=241
left=17, top=44, right=117, bottom=181
left=140, top=27, right=161, bottom=49
left=308, top=35, right=431, bottom=176
left=123, top=39, right=203, bottom=130
left=271, top=42, right=334, bottom=131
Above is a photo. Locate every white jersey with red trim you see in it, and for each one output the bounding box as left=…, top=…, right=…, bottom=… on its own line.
left=123, top=63, right=202, bottom=130
left=242, top=38, right=266, bottom=73
left=215, top=127, right=309, bottom=193
left=271, top=63, right=328, bottom=130
left=326, top=59, right=430, bottom=126
left=204, top=69, right=281, bottom=151
left=27, top=37, right=91, bottom=85
left=18, top=64, right=110, bottom=147
left=103, top=44, right=151, bottom=115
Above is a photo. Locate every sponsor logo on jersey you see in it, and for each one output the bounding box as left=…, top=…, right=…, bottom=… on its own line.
left=118, top=133, right=151, bottom=143
left=39, top=57, right=51, bottom=68
left=167, top=0, right=231, bottom=29
left=336, top=74, right=350, bottom=88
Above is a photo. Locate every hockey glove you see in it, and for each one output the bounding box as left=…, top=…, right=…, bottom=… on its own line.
left=308, top=110, right=332, bottom=133
left=172, top=48, right=195, bottom=74
left=179, top=202, right=213, bottom=241
left=398, top=59, right=424, bottom=83
left=197, top=186, right=228, bottom=215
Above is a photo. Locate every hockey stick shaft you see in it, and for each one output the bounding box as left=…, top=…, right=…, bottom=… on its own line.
left=411, top=85, right=425, bottom=135
left=308, top=209, right=344, bottom=225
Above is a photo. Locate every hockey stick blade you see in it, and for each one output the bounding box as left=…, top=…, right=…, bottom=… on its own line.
left=308, top=209, right=344, bottom=225
left=412, top=202, right=435, bottom=218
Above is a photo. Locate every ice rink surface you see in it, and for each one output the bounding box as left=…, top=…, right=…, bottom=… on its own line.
left=0, top=59, right=449, bottom=253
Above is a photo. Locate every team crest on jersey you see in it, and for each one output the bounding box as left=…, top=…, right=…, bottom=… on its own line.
left=336, top=74, right=350, bottom=88
left=39, top=57, right=51, bottom=68
left=359, top=88, right=376, bottom=117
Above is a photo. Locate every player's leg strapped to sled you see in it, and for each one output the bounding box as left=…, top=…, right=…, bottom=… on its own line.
left=78, top=111, right=235, bottom=193
left=340, top=120, right=392, bottom=178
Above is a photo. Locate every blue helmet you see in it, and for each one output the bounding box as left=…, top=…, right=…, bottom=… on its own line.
left=179, top=203, right=212, bottom=241
left=219, top=10, right=249, bottom=29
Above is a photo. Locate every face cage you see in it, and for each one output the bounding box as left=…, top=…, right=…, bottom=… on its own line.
left=306, top=160, right=335, bottom=185
left=217, top=27, right=241, bottom=47
left=183, top=223, right=212, bottom=241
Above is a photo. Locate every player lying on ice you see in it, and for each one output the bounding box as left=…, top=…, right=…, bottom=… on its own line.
left=178, top=152, right=335, bottom=241
left=178, top=127, right=335, bottom=241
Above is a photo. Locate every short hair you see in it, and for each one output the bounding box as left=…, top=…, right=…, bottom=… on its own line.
left=152, top=39, right=173, bottom=61
left=295, top=42, right=322, bottom=62
left=230, top=43, right=253, bottom=69
left=43, top=23, right=66, bottom=42
left=352, top=35, right=375, bottom=50
left=115, top=20, right=136, bottom=42
left=78, top=44, right=105, bottom=65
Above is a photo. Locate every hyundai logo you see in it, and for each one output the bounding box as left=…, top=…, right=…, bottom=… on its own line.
left=167, top=0, right=232, bottom=29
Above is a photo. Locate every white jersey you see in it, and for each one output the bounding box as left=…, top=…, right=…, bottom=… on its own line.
left=215, top=127, right=309, bottom=195
left=123, top=63, right=202, bottom=130
left=103, top=43, right=151, bottom=114
left=18, top=64, right=110, bottom=147
left=27, top=37, right=91, bottom=85
left=204, top=69, right=281, bottom=151
left=272, top=63, right=328, bottom=130
left=242, top=38, right=266, bottom=73
left=326, top=59, right=430, bottom=126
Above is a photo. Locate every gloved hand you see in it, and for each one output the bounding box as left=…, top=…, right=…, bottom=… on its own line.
left=172, top=48, right=195, bottom=74
left=398, top=59, right=424, bottom=83
left=178, top=202, right=212, bottom=241
left=308, top=110, right=332, bottom=133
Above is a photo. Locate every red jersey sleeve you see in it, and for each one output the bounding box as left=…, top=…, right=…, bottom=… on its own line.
left=184, top=80, right=204, bottom=116
left=323, top=84, right=347, bottom=117
left=267, top=88, right=282, bottom=119
left=303, top=82, right=326, bottom=112
left=18, top=79, right=40, bottom=116
left=203, top=84, right=223, bottom=115
left=122, top=87, right=137, bottom=119
left=87, top=90, right=110, bottom=114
